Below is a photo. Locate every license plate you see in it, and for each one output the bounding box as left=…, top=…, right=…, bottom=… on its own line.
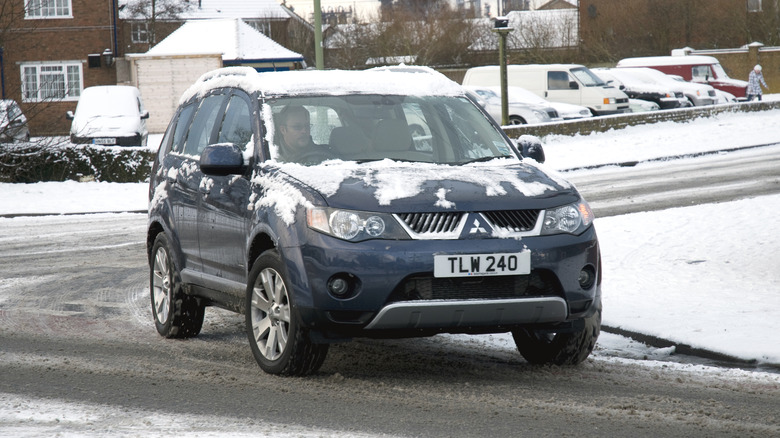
left=433, top=252, right=531, bottom=278
left=93, top=137, right=116, bottom=145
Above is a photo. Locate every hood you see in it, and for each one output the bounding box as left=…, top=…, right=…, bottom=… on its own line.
left=273, top=159, right=579, bottom=214
left=71, top=114, right=142, bottom=137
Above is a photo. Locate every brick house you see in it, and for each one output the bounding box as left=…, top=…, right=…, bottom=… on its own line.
left=0, top=0, right=312, bottom=136
left=0, top=0, right=122, bottom=136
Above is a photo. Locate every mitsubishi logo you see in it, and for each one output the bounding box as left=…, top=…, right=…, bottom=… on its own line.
left=469, top=218, right=487, bottom=234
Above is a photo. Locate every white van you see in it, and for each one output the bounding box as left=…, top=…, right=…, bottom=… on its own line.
left=67, top=85, right=149, bottom=146
left=462, top=64, right=630, bottom=115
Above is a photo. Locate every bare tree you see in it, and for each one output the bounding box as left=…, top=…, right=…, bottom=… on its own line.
left=122, top=0, right=192, bottom=45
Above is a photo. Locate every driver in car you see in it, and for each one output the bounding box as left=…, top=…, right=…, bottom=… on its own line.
left=276, top=105, right=334, bottom=164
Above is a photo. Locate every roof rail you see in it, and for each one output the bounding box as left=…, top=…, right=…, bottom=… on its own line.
left=196, top=66, right=259, bottom=84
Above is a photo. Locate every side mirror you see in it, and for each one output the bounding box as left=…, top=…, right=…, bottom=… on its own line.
left=569, top=81, right=579, bottom=90
left=66, top=111, right=74, bottom=120
left=200, top=143, right=246, bottom=176
left=515, top=135, right=545, bottom=164
left=140, top=111, right=150, bottom=120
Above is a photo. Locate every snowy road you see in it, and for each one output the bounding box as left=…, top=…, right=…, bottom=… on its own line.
left=1, top=147, right=779, bottom=436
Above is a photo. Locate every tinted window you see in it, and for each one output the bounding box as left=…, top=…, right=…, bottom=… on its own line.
left=183, top=94, right=227, bottom=157
left=170, top=104, right=196, bottom=154
left=218, top=95, right=253, bottom=151
left=548, top=71, right=571, bottom=90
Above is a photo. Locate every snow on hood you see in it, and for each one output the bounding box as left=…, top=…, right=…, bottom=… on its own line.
left=250, top=159, right=575, bottom=225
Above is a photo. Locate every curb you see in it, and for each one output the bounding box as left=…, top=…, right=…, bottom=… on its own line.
left=602, top=325, right=780, bottom=372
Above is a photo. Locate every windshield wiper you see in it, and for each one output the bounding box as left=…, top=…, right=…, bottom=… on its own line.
left=460, top=155, right=513, bottom=165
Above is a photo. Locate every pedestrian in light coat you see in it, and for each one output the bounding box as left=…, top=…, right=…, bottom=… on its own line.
left=746, top=65, right=769, bottom=101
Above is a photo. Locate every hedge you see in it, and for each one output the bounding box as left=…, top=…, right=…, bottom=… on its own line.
left=0, top=140, right=156, bottom=183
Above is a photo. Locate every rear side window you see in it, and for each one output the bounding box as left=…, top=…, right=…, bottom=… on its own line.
left=169, top=104, right=196, bottom=154
left=182, top=94, right=227, bottom=157
left=218, top=95, right=253, bottom=151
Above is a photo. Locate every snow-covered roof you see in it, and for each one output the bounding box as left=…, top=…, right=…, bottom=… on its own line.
left=617, top=55, right=722, bottom=68
left=145, top=18, right=302, bottom=62
left=179, top=66, right=466, bottom=104
left=119, top=0, right=289, bottom=20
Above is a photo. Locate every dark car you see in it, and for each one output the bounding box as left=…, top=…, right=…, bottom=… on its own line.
left=147, top=67, right=602, bottom=376
left=0, top=100, right=30, bottom=142
left=593, top=68, right=690, bottom=110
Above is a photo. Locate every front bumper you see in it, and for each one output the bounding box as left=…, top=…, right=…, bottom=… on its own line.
left=70, top=133, right=145, bottom=146
left=284, top=226, right=601, bottom=337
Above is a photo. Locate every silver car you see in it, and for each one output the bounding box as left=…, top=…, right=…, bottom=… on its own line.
left=464, top=86, right=560, bottom=125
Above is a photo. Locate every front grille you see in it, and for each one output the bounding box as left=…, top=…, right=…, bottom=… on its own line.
left=616, top=98, right=629, bottom=104
left=483, top=210, right=539, bottom=232
left=398, top=212, right=462, bottom=234
left=547, top=109, right=559, bottom=119
left=675, top=92, right=684, bottom=99
left=387, top=270, right=562, bottom=302
left=708, top=90, right=716, bottom=97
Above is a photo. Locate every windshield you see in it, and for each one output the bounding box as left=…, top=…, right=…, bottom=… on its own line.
left=264, top=94, right=517, bottom=165
left=570, top=67, right=607, bottom=87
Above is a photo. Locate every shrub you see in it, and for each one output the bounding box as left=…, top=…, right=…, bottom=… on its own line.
left=0, top=139, right=156, bottom=183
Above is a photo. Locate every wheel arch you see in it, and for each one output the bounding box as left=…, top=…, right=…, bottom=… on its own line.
left=247, top=231, right=276, bottom=276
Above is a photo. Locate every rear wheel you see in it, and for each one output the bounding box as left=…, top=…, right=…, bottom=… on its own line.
left=150, top=233, right=205, bottom=338
left=512, top=301, right=601, bottom=365
left=245, top=250, right=328, bottom=376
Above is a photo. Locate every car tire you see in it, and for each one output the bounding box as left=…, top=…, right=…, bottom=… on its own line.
left=245, top=250, right=328, bottom=376
left=150, top=233, right=205, bottom=338
left=512, top=301, right=601, bottom=365
left=508, top=116, right=526, bottom=125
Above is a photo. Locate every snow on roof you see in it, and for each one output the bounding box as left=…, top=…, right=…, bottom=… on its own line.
left=145, top=18, right=302, bottom=62
left=179, top=67, right=466, bottom=104
left=617, top=55, right=722, bottom=67
left=119, top=0, right=289, bottom=20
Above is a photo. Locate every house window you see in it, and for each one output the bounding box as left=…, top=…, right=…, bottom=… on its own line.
left=25, top=0, right=72, bottom=18
left=131, top=22, right=149, bottom=44
left=748, top=0, right=762, bottom=12
left=21, top=62, right=82, bottom=102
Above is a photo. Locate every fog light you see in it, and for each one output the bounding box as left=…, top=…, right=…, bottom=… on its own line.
left=327, top=274, right=359, bottom=299
left=578, top=266, right=596, bottom=290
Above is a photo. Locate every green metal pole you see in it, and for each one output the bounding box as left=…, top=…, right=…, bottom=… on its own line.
left=313, top=0, right=324, bottom=70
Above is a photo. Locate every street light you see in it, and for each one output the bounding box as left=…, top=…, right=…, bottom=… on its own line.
left=492, top=17, right=513, bottom=126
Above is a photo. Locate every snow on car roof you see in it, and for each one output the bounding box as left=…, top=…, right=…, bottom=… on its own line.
left=179, top=67, right=466, bottom=104
left=617, top=55, right=721, bottom=67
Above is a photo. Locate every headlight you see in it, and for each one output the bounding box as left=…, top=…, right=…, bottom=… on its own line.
left=307, top=207, right=410, bottom=241
left=533, top=110, right=547, bottom=120
left=541, top=200, right=594, bottom=235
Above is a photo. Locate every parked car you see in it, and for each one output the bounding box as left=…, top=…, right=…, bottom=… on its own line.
left=0, top=99, right=30, bottom=142
left=498, top=86, right=593, bottom=120
left=67, top=85, right=149, bottom=146
left=616, top=55, right=748, bottom=99
left=610, top=67, right=717, bottom=106
left=628, top=99, right=661, bottom=113
left=463, top=64, right=629, bottom=115
left=666, top=75, right=738, bottom=104
left=147, top=66, right=602, bottom=376
left=463, top=86, right=560, bottom=125
left=592, top=68, right=689, bottom=110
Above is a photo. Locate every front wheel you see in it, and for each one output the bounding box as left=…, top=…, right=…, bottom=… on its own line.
left=512, top=301, right=601, bottom=365
left=150, top=233, right=205, bottom=338
left=245, top=250, right=328, bottom=376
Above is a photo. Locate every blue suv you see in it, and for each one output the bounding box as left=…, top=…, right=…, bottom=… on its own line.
left=147, top=67, right=602, bottom=376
